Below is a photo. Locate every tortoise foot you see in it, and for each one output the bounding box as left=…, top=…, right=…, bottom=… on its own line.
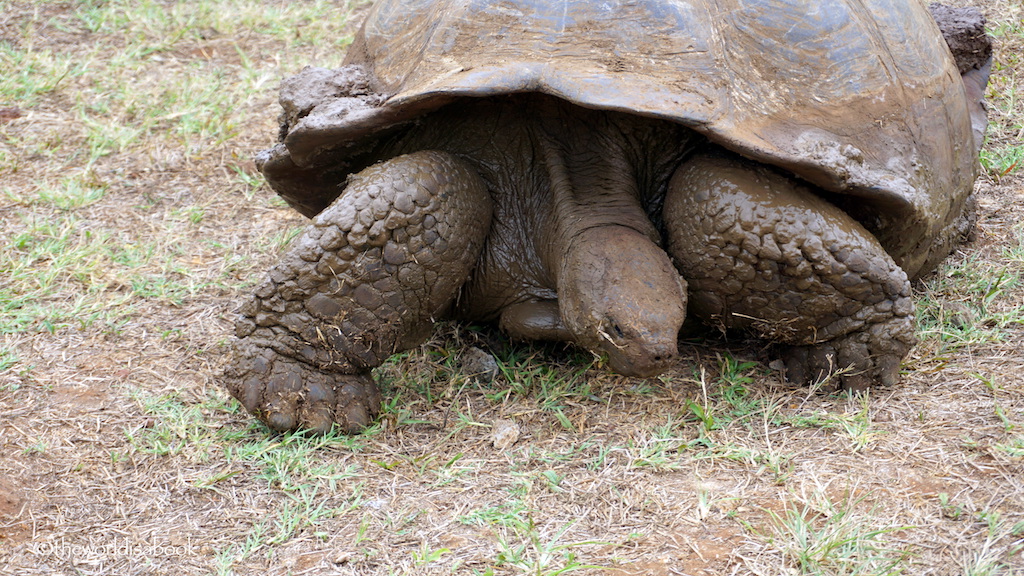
left=226, top=341, right=381, bottom=434
left=778, top=315, right=915, bottom=391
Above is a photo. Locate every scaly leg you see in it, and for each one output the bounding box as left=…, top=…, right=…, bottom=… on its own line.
left=226, top=151, right=492, bottom=432
left=664, top=150, right=915, bottom=390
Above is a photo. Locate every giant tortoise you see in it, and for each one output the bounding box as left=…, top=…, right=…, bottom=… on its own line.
left=225, top=0, right=992, bottom=433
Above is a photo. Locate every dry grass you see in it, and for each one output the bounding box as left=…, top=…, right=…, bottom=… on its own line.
left=0, top=1, right=1022, bottom=575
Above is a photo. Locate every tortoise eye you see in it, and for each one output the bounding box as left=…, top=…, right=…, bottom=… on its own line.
left=609, top=321, right=625, bottom=339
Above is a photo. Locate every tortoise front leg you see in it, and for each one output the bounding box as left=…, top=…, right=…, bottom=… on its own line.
left=664, top=149, right=915, bottom=390
left=226, top=151, right=492, bottom=433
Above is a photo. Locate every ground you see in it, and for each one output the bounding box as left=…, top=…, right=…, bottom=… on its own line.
left=0, top=1, right=1022, bottom=575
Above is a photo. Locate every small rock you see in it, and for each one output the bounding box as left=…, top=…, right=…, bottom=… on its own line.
left=944, top=302, right=975, bottom=329
left=491, top=418, right=520, bottom=450
left=462, top=346, right=499, bottom=382
left=0, top=107, right=22, bottom=122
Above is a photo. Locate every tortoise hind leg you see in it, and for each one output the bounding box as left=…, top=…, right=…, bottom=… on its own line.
left=664, top=149, right=915, bottom=390
left=226, top=150, right=492, bottom=433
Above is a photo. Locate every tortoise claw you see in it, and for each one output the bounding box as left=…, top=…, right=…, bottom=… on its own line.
left=778, top=318, right=915, bottom=392
left=226, top=341, right=381, bottom=434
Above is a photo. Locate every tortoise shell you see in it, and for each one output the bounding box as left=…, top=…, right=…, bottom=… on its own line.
left=258, top=0, right=977, bottom=278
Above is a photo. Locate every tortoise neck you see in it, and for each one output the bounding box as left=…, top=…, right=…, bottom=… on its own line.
left=533, top=118, right=660, bottom=281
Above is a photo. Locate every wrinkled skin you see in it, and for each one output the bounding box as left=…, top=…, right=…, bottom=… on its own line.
left=227, top=97, right=693, bottom=432
left=664, top=151, right=915, bottom=390
left=225, top=6, right=991, bottom=433
left=229, top=96, right=915, bottom=433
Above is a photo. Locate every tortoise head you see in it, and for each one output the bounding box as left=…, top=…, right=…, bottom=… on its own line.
left=559, top=226, right=687, bottom=377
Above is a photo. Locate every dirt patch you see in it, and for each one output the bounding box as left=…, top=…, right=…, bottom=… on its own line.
left=0, top=477, right=29, bottom=543
left=0, top=1, right=1022, bottom=575
left=50, top=383, right=112, bottom=415
left=607, top=559, right=671, bottom=576
left=930, top=3, right=993, bottom=73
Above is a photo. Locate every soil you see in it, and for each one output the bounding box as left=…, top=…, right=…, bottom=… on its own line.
left=0, top=477, right=28, bottom=542
left=0, top=1, right=1021, bottom=575
left=931, top=2, right=993, bottom=73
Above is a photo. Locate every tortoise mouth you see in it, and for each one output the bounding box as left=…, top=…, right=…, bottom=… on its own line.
left=602, top=337, right=678, bottom=378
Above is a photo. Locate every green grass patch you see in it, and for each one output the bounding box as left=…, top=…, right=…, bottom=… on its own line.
left=0, top=345, right=19, bottom=372
left=993, top=435, right=1024, bottom=458
left=982, top=5, right=1024, bottom=179
left=74, top=0, right=364, bottom=49
left=915, top=253, right=1024, bottom=354
left=493, top=351, right=599, bottom=411
left=213, top=483, right=360, bottom=575
left=1, top=0, right=366, bottom=171
left=772, top=393, right=885, bottom=453
left=748, top=491, right=910, bottom=575
left=0, top=42, right=90, bottom=106
left=374, top=338, right=603, bottom=432
left=624, top=354, right=888, bottom=471
left=128, top=387, right=373, bottom=492
left=1, top=215, right=132, bottom=332
left=460, top=483, right=603, bottom=575
left=0, top=211, right=242, bottom=333
left=0, top=0, right=350, bottom=335
left=980, top=146, right=1023, bottom=179
left=125, top=387, right=243, bottom=460
left=35, top=176, right=107, bottom=210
